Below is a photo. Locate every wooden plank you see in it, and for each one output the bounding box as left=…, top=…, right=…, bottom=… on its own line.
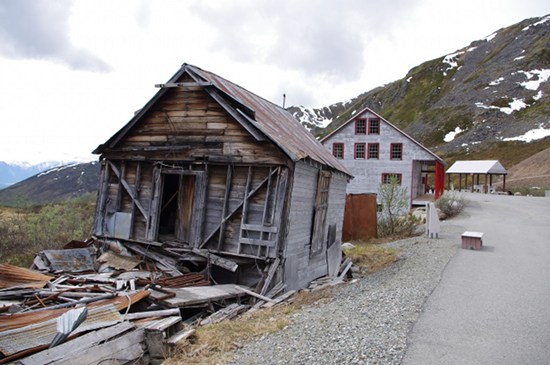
left=18, top=322, right=135, bottom=365
left=148, top=284, right=249, bottom=307
left=51, top=328, right=145, bottom=365
left=166, top=328, right=195, bottom=345
left=144, top=316, right=182, bottom=332
left=108, top=161, right=148, bottom=219
left=259, top=258, right=280, bottom=296
left=123, top=308, right=180, bottom=321
left=238, top=286, right=276, bottom=303
left=199, top=167, right=278, bottom=249
left=191, top=248, right=238, bottom=272
left=239, top=237, right=276, bottom=248
left=217, top=165, right=232, bottom=250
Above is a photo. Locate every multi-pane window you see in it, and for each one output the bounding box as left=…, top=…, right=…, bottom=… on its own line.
left=368, top=143, right=379, bottom=159
left=355, top=119, right=366, bottom=134
left=332, top=143, right=344, bottom=159
left=354, top=143, right=366, bottom=159
left=368, top=118, right=380, bottom=134
left=382, top=173, right=402, bottom=185
left=391, top=143, right=403, bottom=160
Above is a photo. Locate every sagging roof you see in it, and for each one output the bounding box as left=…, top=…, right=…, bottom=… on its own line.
left=446, top=160, right=508, bottom=175
left=320, top=106, right=447, bottom=166
left=94, top=63, right=351, bottom=176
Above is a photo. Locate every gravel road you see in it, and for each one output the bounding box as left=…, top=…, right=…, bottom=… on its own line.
left=228, top=222, right=463, bottom=365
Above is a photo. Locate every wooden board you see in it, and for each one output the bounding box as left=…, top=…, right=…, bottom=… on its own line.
left=149, top=284, right=250, bottom=307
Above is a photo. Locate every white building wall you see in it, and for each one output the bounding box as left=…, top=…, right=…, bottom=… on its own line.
left=321, top=110, right=436, bottom=199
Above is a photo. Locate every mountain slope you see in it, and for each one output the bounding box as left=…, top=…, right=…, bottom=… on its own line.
left=0, top=161, right=70, bottom=189
left=505, top=146, right=550, bottom=188
left=0, top=162, right=100, bottom=205
left=294, top=14, right=550, bottom=164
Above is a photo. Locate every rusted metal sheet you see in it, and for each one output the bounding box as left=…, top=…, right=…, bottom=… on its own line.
left=188, top=65, right=351, bottom=176
left=0, top=264, right=53, bottom=290
left=97, top=250, right=141, bottom=271
left=342, top=194, right=377, bottom=241
left=41, top=249, right=94, bottom=273
left=0, top=304, right=122, bottom=356
left=0, top=290, right=149, bottom=333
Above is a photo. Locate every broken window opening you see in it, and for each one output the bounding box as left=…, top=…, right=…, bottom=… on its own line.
left=311, top=170, right=331, bottom=255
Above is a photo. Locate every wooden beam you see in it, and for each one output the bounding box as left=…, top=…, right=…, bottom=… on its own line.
left=238, top=286, right=276, bottom=303
left=108, top=161, right=148, bottom=219
left=155, top=81, right=213, bottom=88
left=199, top=167, right=279, bottom=248
left=217, top=165, right=233, bottom=250
left=191, top=248, right=238, bottom=272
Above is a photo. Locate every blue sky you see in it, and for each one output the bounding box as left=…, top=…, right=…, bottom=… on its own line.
left=0, top=0, right=548, bottom=163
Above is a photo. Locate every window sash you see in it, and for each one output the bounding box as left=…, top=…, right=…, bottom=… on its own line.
left=354, top=143, right=366, bottom=159
left=332, top=143, right=344, bottom=159
left=382, top=173, right=402, bottom=185
left=368, top=119, right=380, bottom=134
left=368, top=143, right=379, bottom=159
left=390, top=143, right=403, bottom=160
left=355, top=119, right=366, bottom=134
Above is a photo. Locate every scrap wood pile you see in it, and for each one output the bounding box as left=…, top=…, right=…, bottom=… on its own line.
left=0, top=238, right=313, bottom=365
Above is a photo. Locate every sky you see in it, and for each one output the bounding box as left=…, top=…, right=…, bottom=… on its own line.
left=0, top=0, right=549, bottom=164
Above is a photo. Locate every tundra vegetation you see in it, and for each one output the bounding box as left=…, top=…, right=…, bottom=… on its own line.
left=0, top=193, right=95, bottom=266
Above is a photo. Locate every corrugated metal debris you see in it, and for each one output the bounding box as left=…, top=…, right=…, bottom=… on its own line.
left=0, top=237, right=349, bottom=364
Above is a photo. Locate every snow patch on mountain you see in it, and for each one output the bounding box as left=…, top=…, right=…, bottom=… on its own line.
left=503, top=124, right=550, bottom=142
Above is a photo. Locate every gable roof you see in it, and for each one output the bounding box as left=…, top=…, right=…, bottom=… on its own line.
left=94, top=63, right=350, bottom=176
left=446, top=160, right=507, bottom=174
left=319, top=106, right=446, bottom=166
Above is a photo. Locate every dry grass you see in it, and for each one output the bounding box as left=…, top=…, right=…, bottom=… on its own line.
left=164, top=287, right=335, bottom=365
left=343, top=241, right=398, bottom=275
left=164, top=243, right=396, bottom=365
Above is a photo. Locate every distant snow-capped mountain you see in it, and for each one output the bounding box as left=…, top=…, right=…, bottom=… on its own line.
left=0, top=160, right=83, bottom=189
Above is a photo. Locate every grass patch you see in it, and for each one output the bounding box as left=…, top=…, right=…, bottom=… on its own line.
left=343, top=241, right=398, bottom=274
left=165, top=287, right=335, bottom=365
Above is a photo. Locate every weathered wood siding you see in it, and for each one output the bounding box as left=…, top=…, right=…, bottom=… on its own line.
left=321, top=110, right=436, bottom=200
left=102, top=79, right=286, bottom=165
left=283, top=160, right=347, bottom=290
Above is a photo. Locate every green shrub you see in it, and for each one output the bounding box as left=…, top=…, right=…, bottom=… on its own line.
left=377, top=176, right=420, bottom=237
left=0, top=193, right=96, bottom=266
left=436, top=190, right=466, bottom=218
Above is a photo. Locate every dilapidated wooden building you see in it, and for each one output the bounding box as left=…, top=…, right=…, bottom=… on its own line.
left=92, top=64, right=351, bottom=291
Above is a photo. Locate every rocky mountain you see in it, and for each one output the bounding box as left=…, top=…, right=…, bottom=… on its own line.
left=0, top=162, right=100, bottom=205
left=291, top=14, right=550, bottom=168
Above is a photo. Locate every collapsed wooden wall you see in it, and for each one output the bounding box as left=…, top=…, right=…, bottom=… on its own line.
left=94, top=162, right=289, bottom=260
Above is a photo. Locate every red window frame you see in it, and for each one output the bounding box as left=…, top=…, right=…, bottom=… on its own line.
left=367, top=143, right=379, bottom=159
left=368, top=118, right=380, bottom=135
left=332, top=143, right=344, bottom=159
left=382, top=173, right=402, bottom=185
left=355, top=119, right=366, bottom=134
left=390, top=143, right=403, bottom=160
left=354, top=143, right=366, bottom=159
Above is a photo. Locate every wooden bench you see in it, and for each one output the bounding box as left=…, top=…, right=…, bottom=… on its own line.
left=461, top=231, right=483, bottom=250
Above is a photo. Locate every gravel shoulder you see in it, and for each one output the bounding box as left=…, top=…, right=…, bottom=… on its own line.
left=228, top=222, right=464, bottom=365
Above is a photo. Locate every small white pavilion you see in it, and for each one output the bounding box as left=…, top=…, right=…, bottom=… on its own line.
left=446, top=160, right=508, bottom=193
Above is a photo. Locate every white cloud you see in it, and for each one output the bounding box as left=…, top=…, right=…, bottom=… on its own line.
left=1, top=0, right=550, bottom=163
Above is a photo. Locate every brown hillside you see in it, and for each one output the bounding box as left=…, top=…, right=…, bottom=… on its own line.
left=505, top=147, right=550, bottom=189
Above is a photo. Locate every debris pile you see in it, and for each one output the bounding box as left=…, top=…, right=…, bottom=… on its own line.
left=0, top=238, right=352, bottom=364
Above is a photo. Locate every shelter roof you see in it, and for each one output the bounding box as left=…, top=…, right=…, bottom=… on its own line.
left=446, top=160, right=507, bottom=174
left=94, top=63, right=351, bottom=177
